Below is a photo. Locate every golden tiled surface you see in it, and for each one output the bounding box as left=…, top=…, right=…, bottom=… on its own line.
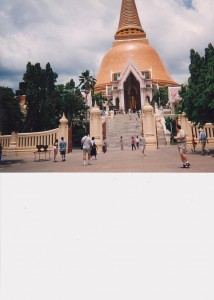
left=96, top=39, right=177, bottom=88
left=115, top=0, right=146, bottom=40
left=95, top=0, right=177, bottom=90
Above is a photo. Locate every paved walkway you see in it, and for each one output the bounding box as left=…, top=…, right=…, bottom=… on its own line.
left=0, top=145, right=213, bottom=173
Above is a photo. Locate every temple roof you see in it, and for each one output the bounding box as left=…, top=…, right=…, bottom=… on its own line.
left=95, top=40, right=177, bottom=88
left=115, top=0, right=146, bottom=40
left=95, top=0, right=178, bottom=90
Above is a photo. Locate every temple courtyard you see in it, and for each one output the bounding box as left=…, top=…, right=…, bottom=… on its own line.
left=0, top=144, right=213, bottom=173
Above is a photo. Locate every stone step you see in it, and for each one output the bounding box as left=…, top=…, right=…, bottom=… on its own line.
left=106, top=114, right=143, bottom=147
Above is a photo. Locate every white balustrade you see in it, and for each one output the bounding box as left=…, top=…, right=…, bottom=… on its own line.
left=0, top=128, right=59, bottom=152
left=0, top=113, right=68, bottom=154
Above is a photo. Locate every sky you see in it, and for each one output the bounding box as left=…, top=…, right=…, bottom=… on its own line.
left=0, top=0, right=213, bottom=91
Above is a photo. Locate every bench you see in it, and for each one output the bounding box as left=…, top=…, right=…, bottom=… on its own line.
left=34, top=150, right=52, bottom=162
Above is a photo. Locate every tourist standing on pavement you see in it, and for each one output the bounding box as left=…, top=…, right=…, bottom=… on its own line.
left=53, top=139, right=59, bottom=162
left=136, top=135, right=139, bottom=149
left=102, top=138, right=107, bottom=153
left=174, top=124, right=190, bottom=168
left=59, top=137, right=67, bottom=161
left=199, top=129, right=209, bottom=155
left=81, top=133, right=92, bottom=165
left=131, top=136, right=136, bottom=150
left=120, top=136, right=124, bottom=150
left=139, top=133, right=146, bottom=157
left=191, top=134, right=197, bottom=152
left=91, top=137, right=98, bottom=160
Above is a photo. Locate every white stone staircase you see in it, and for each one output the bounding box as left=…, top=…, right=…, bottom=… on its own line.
left=106, top=114, right=143, bottom=148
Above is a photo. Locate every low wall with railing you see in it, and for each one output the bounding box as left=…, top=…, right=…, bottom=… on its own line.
left=0, top=135, right=11, bottom=149
left=178, top=114, right=214, bottom=148
left=158, top=112, right=214, bottom=148
left=0, top=114, right=68, bottom=154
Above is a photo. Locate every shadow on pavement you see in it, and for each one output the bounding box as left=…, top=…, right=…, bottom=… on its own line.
left=189, top=148, right=214, bottom=156
left=0, top=159, right=24, bottom=166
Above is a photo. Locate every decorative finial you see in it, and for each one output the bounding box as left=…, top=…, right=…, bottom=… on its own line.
left=115, top=0, right=146, bottom=40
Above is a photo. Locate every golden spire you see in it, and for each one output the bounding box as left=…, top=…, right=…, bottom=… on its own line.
left=115, top=0, right=146, bottom=40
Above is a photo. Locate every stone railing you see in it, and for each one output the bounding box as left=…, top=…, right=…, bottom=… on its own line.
left=178, top=114, right=214, bottom=147
left=0, top=135, right=11, bottom=148
left=158, top=112, right=214, bottom=148
left=0, top=113, right=68, bottom=154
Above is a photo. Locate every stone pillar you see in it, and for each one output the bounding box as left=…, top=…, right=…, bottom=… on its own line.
left=142, top=98, right=158, bottom=149
left=90, top=105, right=103, bottom=151
left=120, top=90, right=125, bottom=112
left=9, top=131, right=18, bottom=149
left=58, top=113, right=68, bottom=151
left=140, top=89, right=143, bottom=108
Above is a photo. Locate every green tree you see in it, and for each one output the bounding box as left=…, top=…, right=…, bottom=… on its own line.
left=19, top=62, right=60, bottom=132
left=57, top=79, right=88, bottom=127
left=78, top=70, right=96, bottom=92
left=44, top=63, right=61, bottom=129
left=179, top=43, right=214, bottom=125
left=92, top=92, right=107, bottom=108
left=152, top=86, right=169, bottom=108
left=164, top=116, right=177, bottom=143
left=0, top=87, right=24, bottom=134
left=78, top=70, right=96, bottom=104
left=57, top=78, right=89, bottom=148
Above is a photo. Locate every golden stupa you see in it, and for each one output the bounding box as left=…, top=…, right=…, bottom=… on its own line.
left=95, top=0, right=177, bottom=95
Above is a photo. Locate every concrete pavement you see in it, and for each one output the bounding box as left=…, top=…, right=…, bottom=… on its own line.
left=0, top=144, right=213, bottom=173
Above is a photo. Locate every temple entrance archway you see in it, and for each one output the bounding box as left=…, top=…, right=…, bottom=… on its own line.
left=124, top=72, right=141, bottom=113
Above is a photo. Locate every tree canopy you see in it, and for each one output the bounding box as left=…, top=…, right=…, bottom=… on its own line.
left=152, top=86, right=169, bottom=108
left=91, top=91, right=107, bottom=108
left=18, top=62, right=61, bottom=132
left=0, top=64, right=94, bottom=138
left=56, top=79, right=88, bottom=127
left=0, top=87, right=24, bottom=135
left=179, top=43, right=214, bottom=125
left=78, top=70, right=96, bottom=93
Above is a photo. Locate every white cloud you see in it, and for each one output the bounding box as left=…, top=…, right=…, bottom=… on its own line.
left=0, top=0, right=213, bottom=90
left=137, top=0, right=214, bottom=84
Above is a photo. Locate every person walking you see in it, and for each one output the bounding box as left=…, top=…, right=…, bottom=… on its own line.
left=120, top=136, right=124, bottom=150
left=135, top=118, right=139, bottom=129
left=191, top=134, right=197, bottom=152
left=174, top=124, right=190, bottom=168
left=139, top=133, right=146, bottom=157
left=91, top=137, right=98, bottom=160
left=136, top=135, right=139, bottom=149
left=102, top=138, right=107, bottom=153
left=199, top=129, right=209, bottom=155
left=53, top=139, right=59, bottom=162
left=131, top=136, right=136, bottom=150
left=59, top=137, right=67, bottom=161
left=81, top=133, right=92, bottom=165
